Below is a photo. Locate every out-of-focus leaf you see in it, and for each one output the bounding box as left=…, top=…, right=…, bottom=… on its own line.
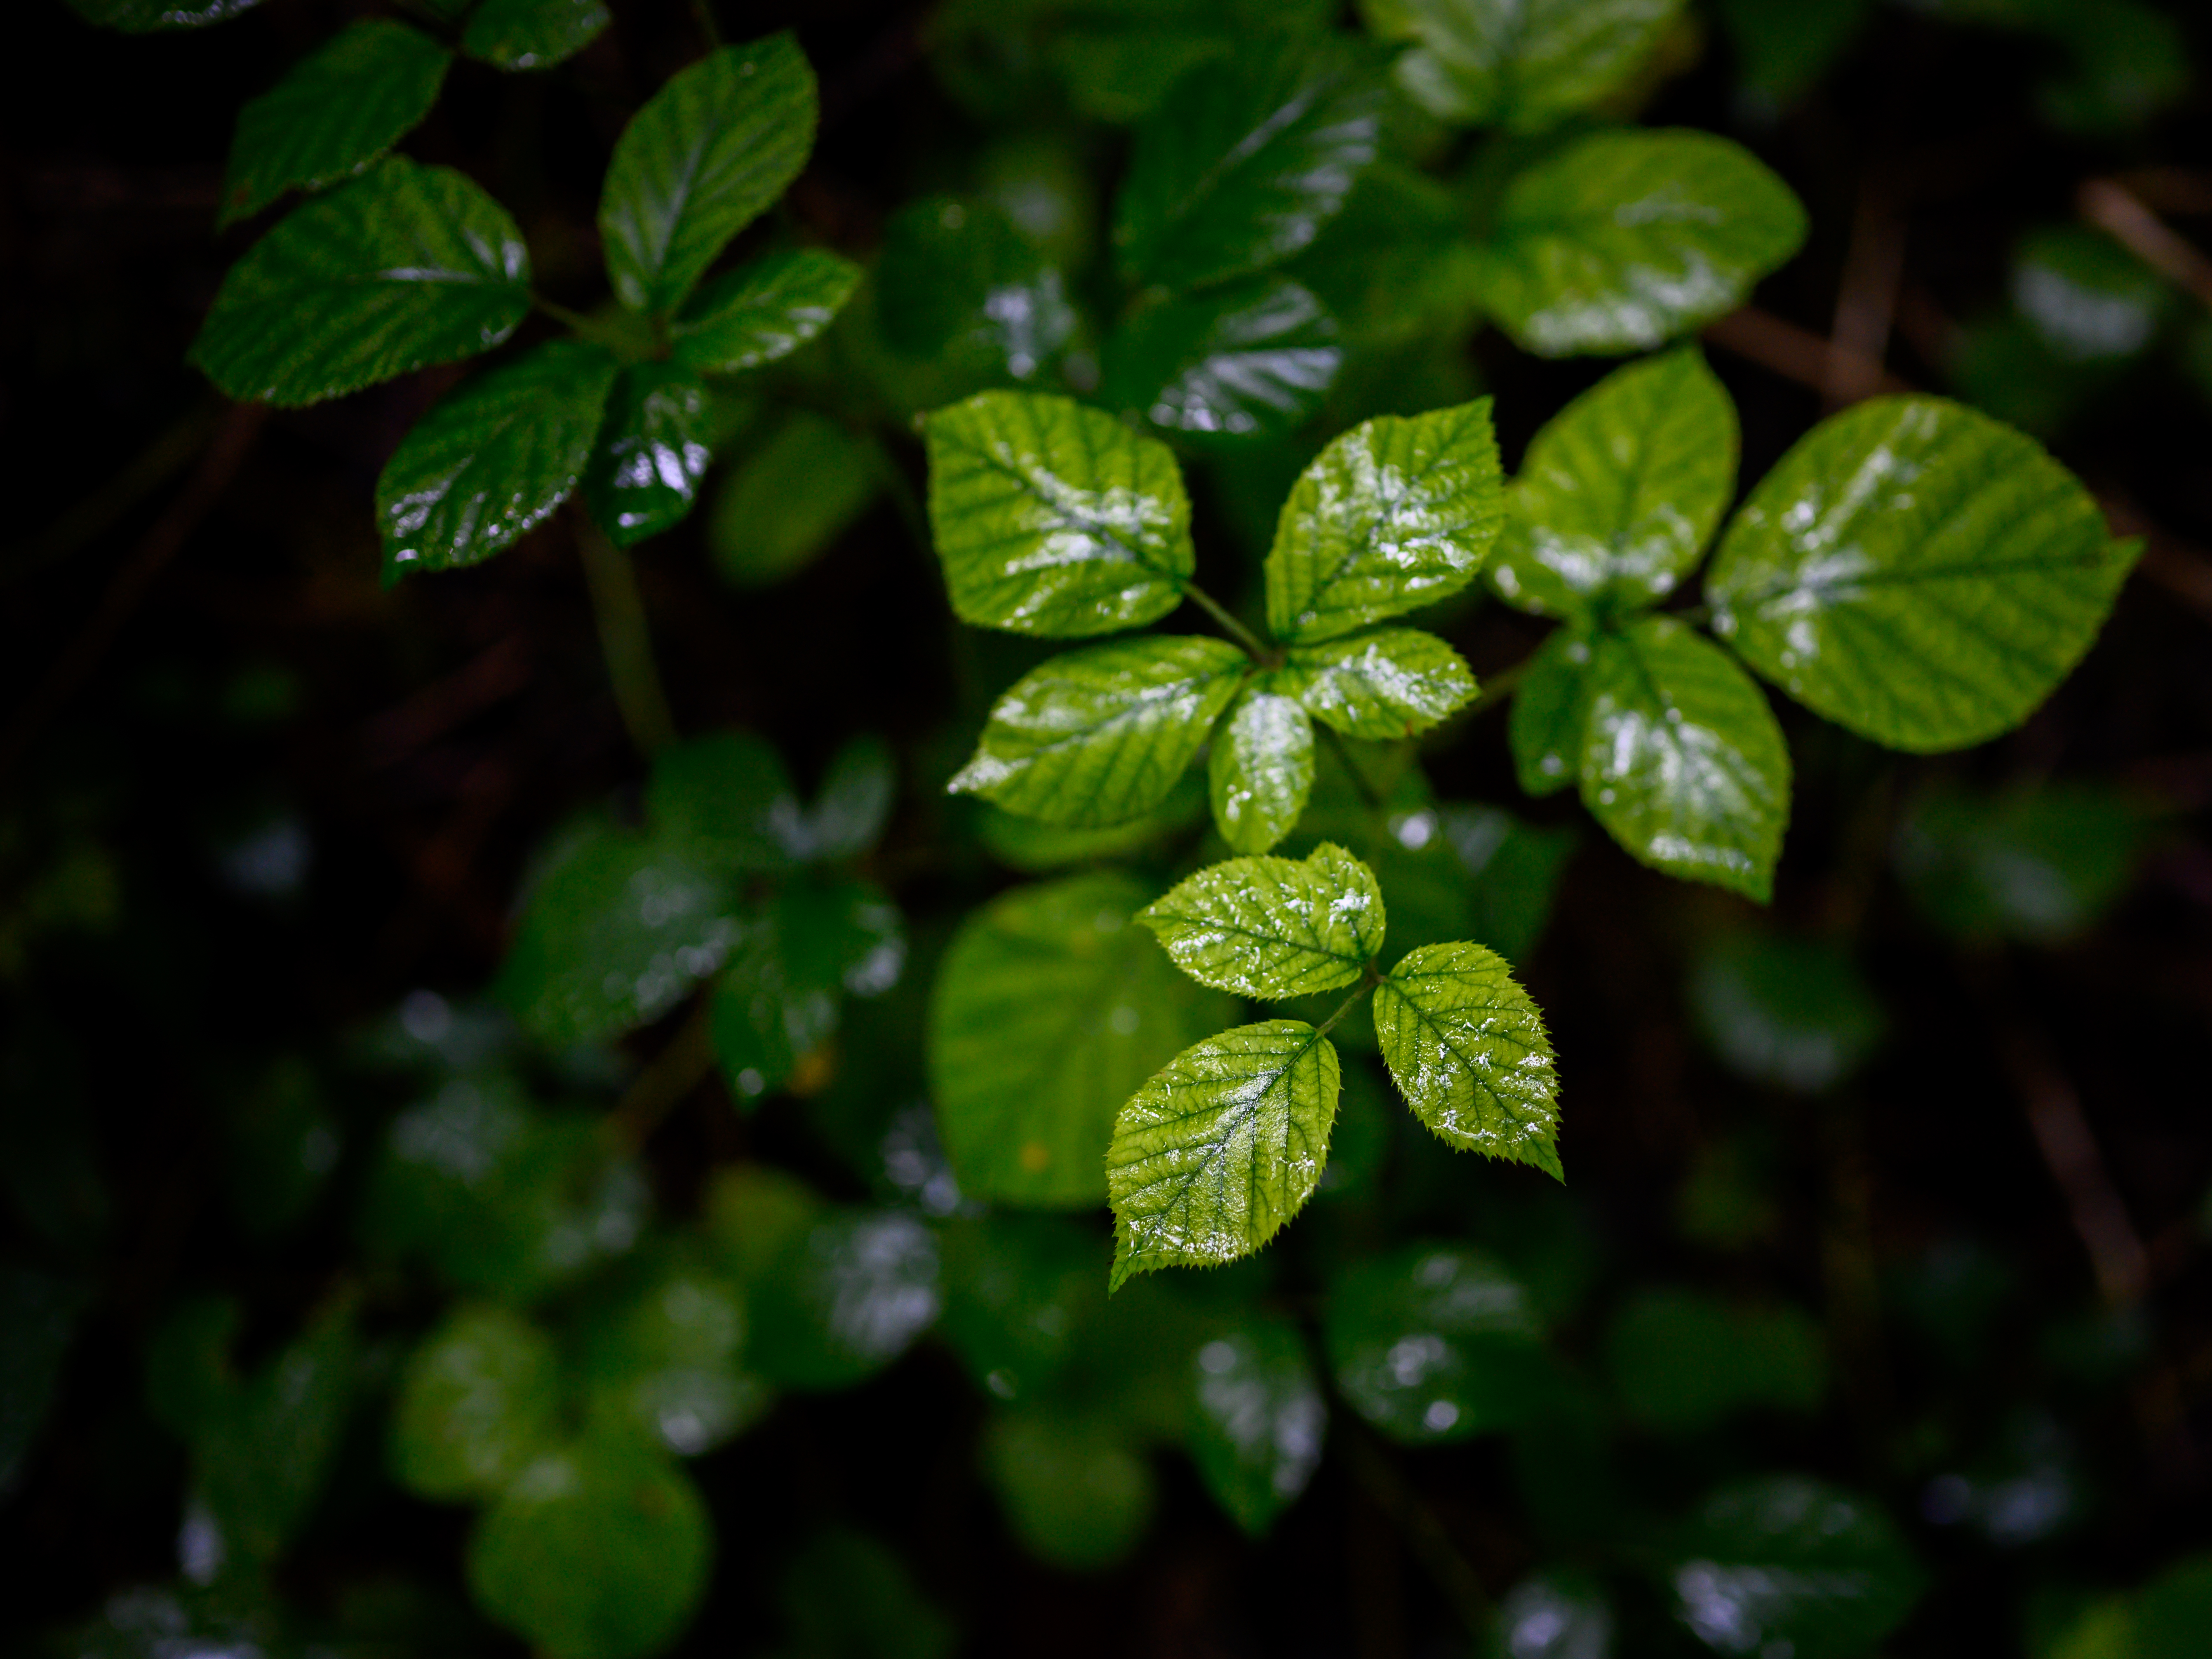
left=1208, top=689, right=1316, bottom=854
left=1606, top=1289, right=1825, bottom=1431
left=1276, top=628, right=1479, bottom=740
left=0, top=1264, right=86, bottom=1495
left=1895, top=783, right=2151, bottom=945
left=1715, top=0, right=1868, bottom=107
left=974, top=773, right=1209, bottom=873
left=1440, top=803, right=1577, bottom=965
left=1509, top=626, right=1592, bottom=798
left=779, top=1529, right=957, bottom=1659
left=1187, top=1318, right=1326, bottom=1534
left=981, top=1408, right=1156, bottom=1570
left=2010, top=226, right=2168, bottom=364
left=711, top=876, right=904, bottom=1104
left=709, top=411, right=882, bottom=589
left=463, top=0, right=611, bottom=70
left=390, top=1304, right=562, bottom=1502
left=66, top=0, right=266, bottom=30
left=745, top=1208, right=940, bottom=1390
left=1688, top=933, right=1883, bottom=1091
left=584, top=364, right=717, bottom=548
left=938, top=1213, right=1102, bottom=1403
left=646, top=731, right=804, bottom=874
left=1103, top=277, right=1342, bottom=441
left=673, top=247, right=862, bottom=375
left=1374, top=940, right=1560, bottom=1174
left=1490, top=1573, right=1616, bottom=1659
left=1387, top=0, right=1685, bottom=131
left=878, top=198, right=1076, bottom=385
left=803, top=736, right=898, bottom=863
left=1326, top=1243, right=1550, bottom=1442
left=1140, top=842, right=1385, bottom=1000
left=578, top=1252, right=766, bottom=1458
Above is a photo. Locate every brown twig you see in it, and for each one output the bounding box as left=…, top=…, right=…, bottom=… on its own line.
left=1702, top=307, right=1911, bottom=399
left=2079, top=179, right=2212, bottom=312
left=358, top=634, right=533, bottom=769
left=1824, top=180, right=1908, bottom=409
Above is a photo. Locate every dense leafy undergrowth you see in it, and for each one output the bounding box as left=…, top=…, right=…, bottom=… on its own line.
left=4, top=1, right=2212, bottom=1657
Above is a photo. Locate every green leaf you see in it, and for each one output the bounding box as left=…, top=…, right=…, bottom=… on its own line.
left=219, top=21, right=451, bottom=228
left=921, top=390, right=1195, bottom=636
left=938, top=1214, right=1101, bottom=1403
left=1666, top=1476, right=1925, bottom=1659
left=1895, top=783, right=2152, bottom=944
left=711, top=876, right=903, bottom=1104
left=1373, top=940, right=1560, bottom=1175
left=1389, top=0, right=1685, bottom=130
left=929, top=873, right=1233, bottom=1207
left=1208, top=690, right=1315, bottom=854
left=709, top=411, right=881, bottom=588
left=578, top=1254, right=766, bottom=1458
left=745, top=1209, right=940, bottom=1389
left=1187, top=1319, right=1326, bottom=1535
left=1507, top=625, right=1589, bottom=797
left=1479, top=129, right=1808, bottom=357
left=463, top=0, right=611, bottom=71
left=1107, top=1020, right=1340, bottom=1288
left=65, top=0, right=264, bottom=31
left=1325, top=1244, right=1550, bottom=1442
left=1491, top=1576, right=1617, bottom=1659
left=1687, top=933, right=1883, bottom=1091
left=599, top=35, right=817, bottom=315
left=1265, top=399, right=1504, bottom=643
left=672, top=247, right=861, bottom=374
left=1706, top=395, right=2136, bottom=752
left=1102, top=277, right=1342, bottom=441
left=467, top=1438, right=712, bottom=1659
left=803, top=736, right=899, bottom=863
left=1139, top=841, right=1385, bottom=999
left=1276, top=627, right=1479, bottom=738
left=982, top=1408, right=1157, bottom=1571
left=1606, top=1289, right=1825, bottom=1432
left=376, top=340, right=619, bottom=578
left=1580, top=616, right=1790, bottom=900
left=190, top=156, right=531, bottom=406
left=778, top=1530, right=957, bottom=1659
left=646, top=731, right=803, bottom=874
left=1490, top=346, right=1738, bottom=620
left=390, top=1304, right=562, bottom=1502
left=877, top=198, right=1077, bottom=384
left=949, top=636, right=1248, bottom=828
left=1114, top=40, right=1384, bottom=290
left=583, top=364, right=717, bottom=548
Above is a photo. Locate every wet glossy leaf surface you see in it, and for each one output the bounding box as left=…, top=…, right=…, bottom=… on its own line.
left=1490, top=346, right=1737, bottom=620
left=65, top=0, right=265, bottom=29
left=923, top=390, right=1195, bottom=636
left=1186, top=1319, right=1326, bottom=1534
left=931, top=873, right=1233, bottom=1206
left=1265, top=399, right=1504, bottom=642
left=1103, top=277, right=1342, bottom=441
left=376, top=340, right=618, bottom=578
left=190, top=157, right=530, bottom=405
left=745, top=1209, right=939, bottom=1389
left=1276, top=627, right=1479, bottom=739
left=1687, top=933, right=1883, bottom=1092
left=1374, top=940, right=1559, bottom=1175
left=585, top=364, right=717, bottom=548
left=1507, top=626, right=1590, bottom=797
left=948, top=636, right=1248, bottom=827
left=710, top=876, right=903, bottom=1103
left=1208, top=690, right=1315, bottom=853
left=1139, top=841, right=1385, bottom=999
left=390, top=1304, right=562, bottom=1501
left=463, top=0, right=611, bottom=71
left=599, top=35, right=816, bottom=315
left=1707, top=395, right=2135, bottom=752
left=672, top=247, right=861, bottom=374
left=219, top=20, right=450, bottom=227
left=1326, top=1244, right=1549, bottom=1442
left=878, top=198, right=1077, bottom=384
left=578, top=1253, right=765, bottom=1457
left=1479, top=129, right=1808, bottom=357
left=1388, top=0, right=1684, bottom=130
left=1579, top=617, right=1790, bottom=901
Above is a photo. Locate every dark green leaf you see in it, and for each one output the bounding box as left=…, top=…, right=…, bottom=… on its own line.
left=1264, top=399, right=1504, bottom=642
left=1491, top=1575, right=1617, bottom=1659
left=65, top=0, right=265, bottom=31
left=467, top=1438, right=711, bottom=1659
left=463, top=0, right=610, bottom=71
left=1388, top=0, right=1685, bottom=131
left=1326, top=1244, right=1550, bottom=1441
left=779, top=1529, right=957, bottom=1659
left=1479, top=129, right=1808, bottom=356
left=191, top=156, right=531, bottom=406
left=584, top=364, right=717, bottom=548
left=219, top=21, right=451, bottom=228
left=2010, top=226, right=2170, bottom=365
left=1895, top=783, right=2153, bottom=944
left=1102, top=277, right=1342, bottom=441
left=976, top=772, right=1208, bottom=873
left=804, top=736, right=898, bottom=862
left=982, top=1408, right=1157, bottom=1570
left=949, top=636, right=1248, bottom=827
left=1490, top=346, right=1738, bottom=620
left=938, top=1214, right=1101, bottom=1403
left=1187, top=1319, right=1326, bottom=1534
left=1139, top=841, right=1386, bottom=999
left=711, top=876, right=903, bottom=1103
left=1579, top=617, right=1790, bottom=901
left=578, top=1254, right=766, bottom=1457
left=1276, top=627, right=1480, bottom=739
left=1373, top=940, right=1560, bottom=1175
left=1706, top=395, right=2136, bottom=752
left=709, top=411, right=881, bottom=588
left=1209, top=689, right=1315, bottom=854
left=745, top=1208, right=940, bottom=1389
left=390, top=1304, right=562, bottom=1502
left=1114, top=41, right=1384, bottom=290
left=1607, top=1289, right=1825, bottom=1431
left=599, top=35, right=816, bottom=315
left=646, top=731, right=803, bottom=874
left=1108, top=1020, right=1339, bottom=1288
left=1440, top=804, right=1578, bottom=965
left=877, top=198, right=1077, bottom=383
left=0, top=1265, right=86, bottom=1495
left=922, top=390, right=1195, bottom=636
left=672, top=247, right=861, bottom=374
left=929, top=872, right=1234, bottom=1207
left=376, top=340, right=618, bottom=578
left=1714, top=0, right=1868, bottom=106
left=1687, top=933, right=1883, bottom=1091
left=1507, top=626, right=1589, bottom=797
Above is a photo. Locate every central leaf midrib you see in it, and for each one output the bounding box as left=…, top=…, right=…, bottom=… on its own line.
left=1724, top=545, right=2114, bottom=612
left=1383, top=979, right=1547, bottom=1131
left=946, top=432, right=1176, bottom=580
left=1293, top=406, right=1484, bottom=631
left=1150, top=908, right=1364, bottom=975
left=1124, top=1027, right=1321, bottom=1250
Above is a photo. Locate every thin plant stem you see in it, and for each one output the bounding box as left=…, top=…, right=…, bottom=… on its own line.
left=1313, top=975, right=1377, bottom=1042
left=1338, top=1424, right=1493, bottom=1640
left=1181, top=580, right=1278, bottom=664
left=1462, top=652, right=1535, bottom=719
left=689, top=0, right=722, bottom=47
left=574, top=510, right=678, bottom=758
left=532, top=293, right=595, bottom=334
left=1318, top=721, right=1385, bottom=810
left=604, top=996, right=718, bottom=1154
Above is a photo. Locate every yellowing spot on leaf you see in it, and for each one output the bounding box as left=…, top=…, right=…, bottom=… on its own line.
left=1019, top=1142, right=1051, bottom=1172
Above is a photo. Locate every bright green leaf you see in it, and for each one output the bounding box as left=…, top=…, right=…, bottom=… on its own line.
left=709, top=411, right=881, bottom=588
left=1389, top=0, right=1685, bottom=131
left=982, top=1408, right=1157, bottom=1571
left=921, top=390, right=1195, bottom=636
left=1706, top=395, right=2136, bottom=752
left=463, top=0, right=610, bottom=70
left=1490, top=346, right=1738, bottom=620
left=599, top=35, right=817, bottom=315
left=584, top=364, right=716, bottom=548
left=1276, top=627, right=1480, bottom=739
left=1507, top=625, right=1589, bottom=797
left=376, top=340, right=618, bottom=578
left=1325, top=1243, right=1550, bottom=1442
left=1374, top=940, right=1559, bottom=1176
left=646, top=731, right=802, bottom=873
left=949, top=636, right=1248, bottom=827
left=672, top=247, right=862, bottom=374
left=745, top=1208, right=940, bottom=1389
left=1188, top=1319, right=1326, bottom=1535
left=1265, top=399, right=1504, bottom=643
left=190, top=156, right=531, bottom=406
left=1102, top=277, right=1342, bottom=441
left=219, top=21, right=451, bottom=228
left=1139, top=841, right=1385, bottom=999
left=1580, top=617, right=1790, bottom=901
left=390, top=1304, right=562, bottom=1502
left=1107, top=1020, right=1340, bottom=1288
left=1479, top=129, right=1808, bottom=357
left=1209, top=690, right=1315, bottom=854
left=578, top=1254, right=766, bottom=1458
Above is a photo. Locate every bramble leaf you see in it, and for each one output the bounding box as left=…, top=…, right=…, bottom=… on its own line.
left=1102, top=277, right=1342, bottom=441
left=65, top=0, right=265, bottom=30
left=1373, top=940, right=1559, bottom=1175
left=599, top=35, right=817, bottom=315
left=584, top=365, right=717, bottom=548
left=390, top=1304, right=561, bottom=1502
left=949, top=636, right=1248, bottom=827
left=219, top=20, right=451, bottom=228
left=1276, top=627, right=1479, bottom=739
left=922, top=390, right=1195, bottom=636
left=1209, top=690, right=1315, bottom=854
left=1578, top=617, right=1790, bottom=900
left=1187, top=1320, right=1327, bottom=1535
left=463, top=0, right=611, bottom=71
left=711, top=876, right=903, bottom=1104
left=878, top=198, right=1076, bottom=384
left=1706, top=395, right=2135, bottom=752
left=1326, top=1244, right=1551, bottom=1442
left=743, top=1209, right=940, bottom=1389
left=646, top=731, right=803, bottom=873
left=1385, top=0, right=1685, bottom=132
left=673, top=248, right=862, bottom=375
left=1139, top=841, right=1385, bottom=1000
left=578, top=1255, right=765, bottom=1458
left=376, top=339, right=619, bottom=578
left=930, top=873, right=1234, bottom=1207
left=1479, top=129, right=1808, bottom=356
left=1490, top=346, right=1738, bottom=619
left=190, top=157, right=531, bottom=406
left=1265, top=400, right=1504, bottom=642
left=1507, top=626, right=1589, bottom=797
left=710, top=411, right=881, bottom=588
left=1107, top=1020, right=1340, bottom=1288
left=1114, top=40, right=1384, bottom=291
